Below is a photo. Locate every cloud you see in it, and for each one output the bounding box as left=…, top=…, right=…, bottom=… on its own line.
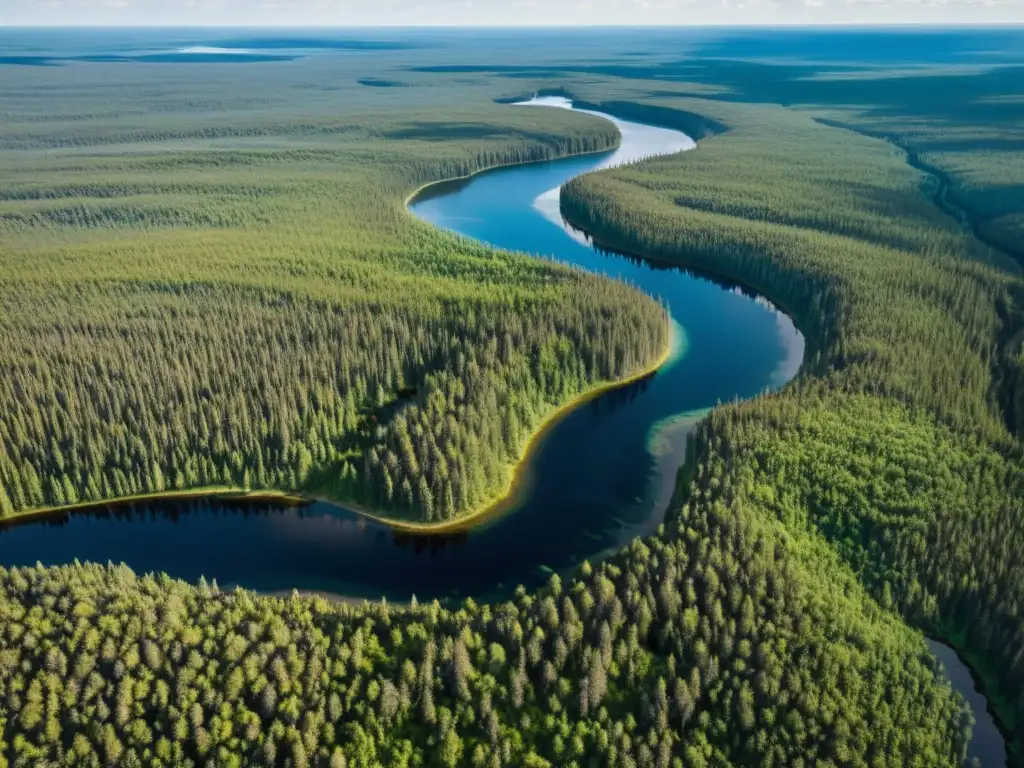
left=3, top=0, right=1023, bottom=24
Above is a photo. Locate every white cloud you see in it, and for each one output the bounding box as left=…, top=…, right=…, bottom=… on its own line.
left=3, top=0, right=1022, bottom=24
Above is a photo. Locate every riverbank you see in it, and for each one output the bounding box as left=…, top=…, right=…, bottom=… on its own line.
left=559, top=214, right=813, bottom=379
left=1, top=321, right=678, bottom=537
left=928, top=626, right=1017, bottom=766
left=403, top=134, right=620, bottom=208
left=1, top=488, right=310, bottom=528
left=333, top=318, right=680, bottom=535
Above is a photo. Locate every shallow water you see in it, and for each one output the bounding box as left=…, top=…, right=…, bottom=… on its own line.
left=0, top=98, right=802, bottom=603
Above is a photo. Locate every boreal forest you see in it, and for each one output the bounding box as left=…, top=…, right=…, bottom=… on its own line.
left=0, top=26, right=1022, bottom=768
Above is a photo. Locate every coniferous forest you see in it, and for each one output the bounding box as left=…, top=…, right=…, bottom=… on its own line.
left=1, top=27, right=1024, bottom=768
left=0, top=60, right=664, bottom=525
left=555, top=46, right=1024, bottom=764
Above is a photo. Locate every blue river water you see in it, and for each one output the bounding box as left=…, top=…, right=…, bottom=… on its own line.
left=927, top=639, right=1007, bottom=767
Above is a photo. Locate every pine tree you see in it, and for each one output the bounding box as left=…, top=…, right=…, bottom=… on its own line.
left=0, top=485, right=13, bottom=517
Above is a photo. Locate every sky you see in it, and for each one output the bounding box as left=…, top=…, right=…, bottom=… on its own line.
left=3, top=0, right=1023, bottom=27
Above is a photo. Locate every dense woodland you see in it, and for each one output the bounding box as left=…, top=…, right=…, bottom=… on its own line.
left=0, top=278, right=664, bottom=523
left=2, top=31, right=1024, bottom=767
left=558, top=67, right=1024, bottom=763
left=0, top=63, right=662, bottom=524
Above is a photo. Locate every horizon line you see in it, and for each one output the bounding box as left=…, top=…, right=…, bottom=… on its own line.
left=4, top=22, right=1024, bottom=29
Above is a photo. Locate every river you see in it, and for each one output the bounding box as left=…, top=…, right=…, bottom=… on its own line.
left=0, top=97, right=802, bottom=602
left=0, top=97, right=1004, bottom=762
left=927, top=639, right=1007, bottom=766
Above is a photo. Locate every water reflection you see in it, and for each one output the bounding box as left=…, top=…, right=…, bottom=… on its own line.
left=927, top=639, right=1007, bottom=767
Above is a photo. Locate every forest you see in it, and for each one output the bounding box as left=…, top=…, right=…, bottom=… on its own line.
left=1, top=27, right=1024, bottom=768
left=555, top=49, right=1024, bottom=763
left=0, top=59, right=665, bottom=526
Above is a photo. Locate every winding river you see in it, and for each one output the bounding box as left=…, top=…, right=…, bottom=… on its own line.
left=0, top=97, right=801, bottom=601
left=927, top=639, right=1008, bottom=767
left=0, top=96, right=1003, bottom=764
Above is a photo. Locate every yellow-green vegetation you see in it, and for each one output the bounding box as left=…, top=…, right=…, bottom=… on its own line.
left=0, top=62, right=668, bottom=526
left=0, top=496, right=971, bottom=767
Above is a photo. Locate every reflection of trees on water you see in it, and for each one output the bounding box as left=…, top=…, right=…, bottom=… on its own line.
left=571, top=220, right=780, bottom=301
left=392, top=529, right=469, bottom=553
left=566, top=219, right=806, bottom=387
left=587, top=369, right=656, bottom=421
left=0, top=497, right=317, bottom=532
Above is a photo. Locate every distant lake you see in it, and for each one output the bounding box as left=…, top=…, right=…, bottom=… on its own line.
left=0, top=28, right=423, bottom=65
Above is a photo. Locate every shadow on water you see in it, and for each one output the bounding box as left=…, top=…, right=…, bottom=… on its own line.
left=1, top=96, right=1000, bottom=760
left=927, top=639, right=1007, bottom=767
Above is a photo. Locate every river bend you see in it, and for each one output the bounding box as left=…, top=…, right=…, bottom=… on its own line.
left=0, top=97, right=802, bottom=601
